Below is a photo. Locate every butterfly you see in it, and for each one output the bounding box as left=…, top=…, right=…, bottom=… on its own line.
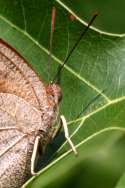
left=0, top=38, right=65, bottom=187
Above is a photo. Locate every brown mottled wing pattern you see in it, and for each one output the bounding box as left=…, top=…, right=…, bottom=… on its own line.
left=0, top=93, right=42, bottom=188
left=0, top=39, right=58, bottom=131
left=0, top=132, right=30, bottom=188
left=0, top=39, right=48, bottom=111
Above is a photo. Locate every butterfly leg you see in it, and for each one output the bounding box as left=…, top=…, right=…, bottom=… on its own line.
left=60, top=115, right=77, bottom=155
left=31, top=136, right=40, bottom=176
left=51, top=121, right=62, bottom=139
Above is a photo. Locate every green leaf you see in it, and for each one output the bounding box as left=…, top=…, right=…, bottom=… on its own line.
left=116, top=172, right=125, bottom=188
left=58, top=0, right=125, bottom=34
left=0, top=0, right=125, bottom=188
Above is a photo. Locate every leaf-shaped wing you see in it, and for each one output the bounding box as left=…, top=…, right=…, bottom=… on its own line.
left=0, top=40, right=48, bottom=110
left=0, top=93, right=42, bottom=132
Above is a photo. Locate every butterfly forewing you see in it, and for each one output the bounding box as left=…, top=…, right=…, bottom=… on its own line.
left=0, top=40, right=48, bottom=111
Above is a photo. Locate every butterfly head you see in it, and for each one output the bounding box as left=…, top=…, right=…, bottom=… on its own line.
left=46, top=82, right=62, bottom=108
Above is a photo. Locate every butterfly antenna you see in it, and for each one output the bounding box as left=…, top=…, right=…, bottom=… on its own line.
left=48, top=6, right=56, bottom=81
left=76, top=89, right=106, bottom=119
left=53, top=12, right=98, bottom=83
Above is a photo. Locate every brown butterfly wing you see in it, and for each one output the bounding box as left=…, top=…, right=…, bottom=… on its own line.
left=0, top=132, right=30, bottom=188
left=0, top=93, right=42, bottom=188
left=0, top=40, right=48, bottom=111
left=0, top=93, right=42, bottom=131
